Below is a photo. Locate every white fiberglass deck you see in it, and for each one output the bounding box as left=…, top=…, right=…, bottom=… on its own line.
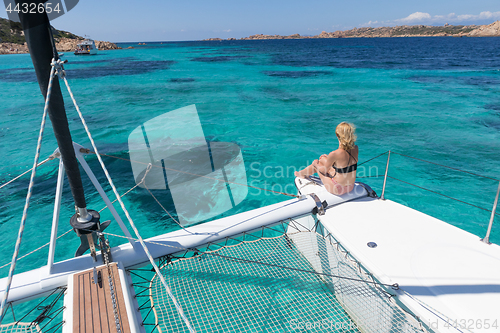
left=0, top=193, right=324, bottom=304
left=318, top=196, right=500, bottom=332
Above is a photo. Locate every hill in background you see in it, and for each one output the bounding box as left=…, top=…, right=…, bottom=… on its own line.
left=0, top=17, right=120, bottom=54
left=205, top=21, right=500, bottom=40
left=0, top=17, right=81, bottom=44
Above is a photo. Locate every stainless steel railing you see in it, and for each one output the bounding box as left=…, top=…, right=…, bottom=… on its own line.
left=482, top=182, right=500, bottom=244
left=376, top=150, right=499, bottom=244
left=380, top=150, right=390, bottom=200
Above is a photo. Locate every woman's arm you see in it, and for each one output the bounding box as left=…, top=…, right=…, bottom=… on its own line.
left=314, top=151, right=337, bottom=177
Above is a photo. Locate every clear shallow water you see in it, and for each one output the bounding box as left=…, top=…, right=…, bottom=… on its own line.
left=0, top=37, right=500, bottom=277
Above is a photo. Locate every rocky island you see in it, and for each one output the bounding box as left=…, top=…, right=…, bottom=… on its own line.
left=204, top=20, right=500, bottom=41
left=0, top=17, right=121, bottom=55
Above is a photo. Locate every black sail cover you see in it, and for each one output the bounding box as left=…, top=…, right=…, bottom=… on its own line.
left=16, top=0, right=87, bottom=208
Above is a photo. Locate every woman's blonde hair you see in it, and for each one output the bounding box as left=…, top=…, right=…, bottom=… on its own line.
left=336, top=122, right=357, bottom=150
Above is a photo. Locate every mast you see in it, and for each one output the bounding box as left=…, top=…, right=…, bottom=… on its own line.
left=0, top=2, right=106, bottom=321
left=17, top=1, right=91, bottom=221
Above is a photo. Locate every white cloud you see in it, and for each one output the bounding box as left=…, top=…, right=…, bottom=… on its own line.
left=396, top=12, right=432, bottom=24
left=223, top=29, right=232, bottom=33
left=478, top=11, right=500, bottom=19
left=362, top=11, right=500, bottom=27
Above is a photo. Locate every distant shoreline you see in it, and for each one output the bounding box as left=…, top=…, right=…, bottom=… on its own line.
left=204, top=21, right=500, bottom=41
left=2, top=18, right=499, bottom=54
left=0, top=17, right=121, bottom=55
left=0, top=39, right=121, bottom=55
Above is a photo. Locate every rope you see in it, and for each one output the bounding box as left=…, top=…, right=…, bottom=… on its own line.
left=388, top=176, right=500, bottom=216
left=402, top=290, right=471, bottom=333
left=357, top=175, right=383, bottom=179
left=60, top=73, right=197, bottom=333
left=0, top=63, right=56, bottom=324
left=98, top=183, right=140, bottom=213
left=201, top=250, right=399, bottom=289
left=391, top=152, right=500, bottom=182
left=0, top=154, right=57, bottom=190
left=85, top=150, right=395, bottom=200
left=95, top=229, right=399, bottom=290
left=97, top=161, right=212, bottom=233
left=97, top=227, right=461, bottom=330
left=84, top=150, right=299, bottom=198
left=98, top=164, right=152, bottom=214
left=143, top=185, right=183, bottom=229
left=98, top=162, right=216, bottom=235
left=15, top=287, right=65, bottom=326
left=358, top=150, right=389, bottom=166
left=356, top=150, right=500, bottom=216
left=140, top=173, right=216, bottom=236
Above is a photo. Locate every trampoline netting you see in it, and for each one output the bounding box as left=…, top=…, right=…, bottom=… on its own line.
left=149, top=217, right=428, bottom=333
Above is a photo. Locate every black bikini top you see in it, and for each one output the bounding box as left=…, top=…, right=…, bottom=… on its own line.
left=333, top=149, right=358, bottom=175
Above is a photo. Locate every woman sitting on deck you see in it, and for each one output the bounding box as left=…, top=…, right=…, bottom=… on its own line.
left=295, top=122, right=358, bottom=195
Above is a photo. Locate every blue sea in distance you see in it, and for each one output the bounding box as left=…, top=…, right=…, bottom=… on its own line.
left=0, top=37, right=500, bottom=277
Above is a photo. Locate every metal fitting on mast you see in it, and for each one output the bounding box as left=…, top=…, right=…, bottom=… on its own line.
left=76, top=207, right=93, bottom=223
left=70, top=209, right=111, bottom=257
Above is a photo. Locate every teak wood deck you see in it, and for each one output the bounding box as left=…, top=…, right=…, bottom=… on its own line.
left=73, top=263, right=130, bottom=333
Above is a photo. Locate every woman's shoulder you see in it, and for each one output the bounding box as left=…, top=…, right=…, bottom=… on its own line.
left=329, top=149, right=342, bottom=156
left=332, top=146, right=358, bottom=154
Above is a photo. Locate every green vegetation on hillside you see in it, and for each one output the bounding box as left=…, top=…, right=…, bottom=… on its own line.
left=0, top=17, right=24, bottom=43
left=0, top=17, right=81, bottom=44
left=389, top=24, right=476, bottom=36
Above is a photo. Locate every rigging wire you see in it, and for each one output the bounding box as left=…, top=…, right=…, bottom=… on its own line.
left=0, top=229, right=73, bottom=270
left=84, top=149, right=299, bottom=198
left=198, top=250, right=400, bottom=290
left=0, top=155, right=57, bottom=190
left=392, top=152, right=499, bottom=182
left=0, top=164, right=152, bottom=270
left=142, top=184, right=192, bottom=233
left=84, top=149, right=387, bottom=199
left=90, top=149, right=499, bottom=218
left=0, top=31, right=491, bottom=330
left=0, top=139, right=486, bottom=330
left=98, top=182, right=143, bottom=213
left=357, top=150, right=389, bottom=166
left=1, top=146, right=494, bottom=275
left=60, top=70, right=197, bottom=333
left=388, top=175, right=500, bottom=216
left=95, top=228, right=400, bottom=291
left=0, top=62, right=56, bottom=324
left=98, top=162, right=155, bottom=213
left=402, top=291, right=470, bottom=333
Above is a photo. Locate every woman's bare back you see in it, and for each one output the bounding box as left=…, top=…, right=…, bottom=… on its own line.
left=327, top=145, right=358, bottom=186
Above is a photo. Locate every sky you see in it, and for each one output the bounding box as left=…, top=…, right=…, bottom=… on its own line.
left=2, top=0, right=500, bottom=42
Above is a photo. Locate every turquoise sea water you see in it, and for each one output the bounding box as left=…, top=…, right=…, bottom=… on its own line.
left=0, top=37, right=500, bottom=279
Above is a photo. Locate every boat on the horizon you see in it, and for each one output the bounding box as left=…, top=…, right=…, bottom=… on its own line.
left=74, top=38, right=97, bottom=55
